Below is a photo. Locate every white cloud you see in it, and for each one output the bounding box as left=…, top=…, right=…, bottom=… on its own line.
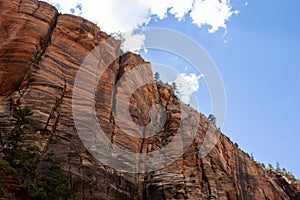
left=171, top=73, right=204, bottom=104
left=169, top=0, right=194, bottom=20
left=118, top=31, right=146, bottom=53
left=42, top=0, right=238, bottom=51
left=44, top=0, right=149, bottom=33
left=147, top=0, right=173, bottom=20
left=190, top=0, right=239, bottom=33
left=147, top=0, right=194, bottom=21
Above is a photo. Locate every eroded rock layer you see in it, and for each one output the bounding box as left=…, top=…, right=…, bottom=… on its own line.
left=0, top=0, right=299, bottom=199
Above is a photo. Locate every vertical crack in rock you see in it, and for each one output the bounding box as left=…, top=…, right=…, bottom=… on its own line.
left=200, top=158, right=211, bottom=198
left=18, top=6, right=59, bottom=102
left=233, top=149, right=242, bottom=198
left=38, top=75, right=66, bottom=165
left=17, top=0, right=23, bottom=13
left=17, top=8, right=60, bottom=167
left=142, top=173, right=150, bottom=200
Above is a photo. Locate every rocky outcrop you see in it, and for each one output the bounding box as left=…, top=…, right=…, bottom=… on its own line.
left=0, top=0, right=299, bottom=199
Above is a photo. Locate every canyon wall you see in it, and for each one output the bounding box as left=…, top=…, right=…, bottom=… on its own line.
left=0, top=0, right=299, bottom=199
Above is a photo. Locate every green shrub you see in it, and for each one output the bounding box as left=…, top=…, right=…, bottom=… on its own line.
left=1, top=108, right=73, bottom=199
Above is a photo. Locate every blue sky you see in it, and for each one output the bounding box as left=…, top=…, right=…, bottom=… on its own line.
left=224, top=0, right=300, bottom=177
left=187, top=0, right=299, bottom=177
left=43, top=0, right=300, bottom=177
left=143, top=1, right=300, bottom=177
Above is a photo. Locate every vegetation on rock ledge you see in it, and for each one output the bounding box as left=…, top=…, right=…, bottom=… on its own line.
left=0, top=108, right=73, bottom=200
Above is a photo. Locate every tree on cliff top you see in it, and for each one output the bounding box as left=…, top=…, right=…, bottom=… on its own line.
left=208, top=114, right=216, bottom=125
left=154, top=72, right=161, bottom=83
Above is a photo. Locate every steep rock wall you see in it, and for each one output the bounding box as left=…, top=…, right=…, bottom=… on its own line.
left=0, top=0, right=299, bottom=199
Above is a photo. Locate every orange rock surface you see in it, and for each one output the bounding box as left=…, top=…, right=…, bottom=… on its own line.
left=0, top=0, right=299, bottom=199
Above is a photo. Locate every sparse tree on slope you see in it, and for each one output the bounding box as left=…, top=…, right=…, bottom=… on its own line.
left=154, top=72, right=161, bottom=83
left=208, top=114, right=216, bottom=125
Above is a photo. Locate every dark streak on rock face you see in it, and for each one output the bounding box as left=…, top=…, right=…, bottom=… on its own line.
left=0, top=0, right=299, bottom=199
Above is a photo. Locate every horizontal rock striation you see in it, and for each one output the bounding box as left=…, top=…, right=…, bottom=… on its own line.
left=0, top=0, right=299, bottom=199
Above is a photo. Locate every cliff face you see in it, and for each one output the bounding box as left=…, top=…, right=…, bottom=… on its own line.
left=0, top=0, right=299, bottom=199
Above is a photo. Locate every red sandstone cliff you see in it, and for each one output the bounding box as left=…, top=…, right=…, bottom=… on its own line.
left=0, top=0, right=299, bottom=199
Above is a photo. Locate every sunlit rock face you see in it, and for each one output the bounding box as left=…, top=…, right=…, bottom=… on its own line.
left=0, top=0, right=299, bottom=199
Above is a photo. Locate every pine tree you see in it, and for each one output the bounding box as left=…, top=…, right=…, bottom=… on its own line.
left=171, top=82, right=178, bottom=95
left=250, top=153, right=254, bottom=160
left=208, top=114, right=216, bottom=125
left=154, top=72, right=161, bottom=83
left=268, top=164, right=273, bottom=170
left=276, top=162, right=281, bottom=172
